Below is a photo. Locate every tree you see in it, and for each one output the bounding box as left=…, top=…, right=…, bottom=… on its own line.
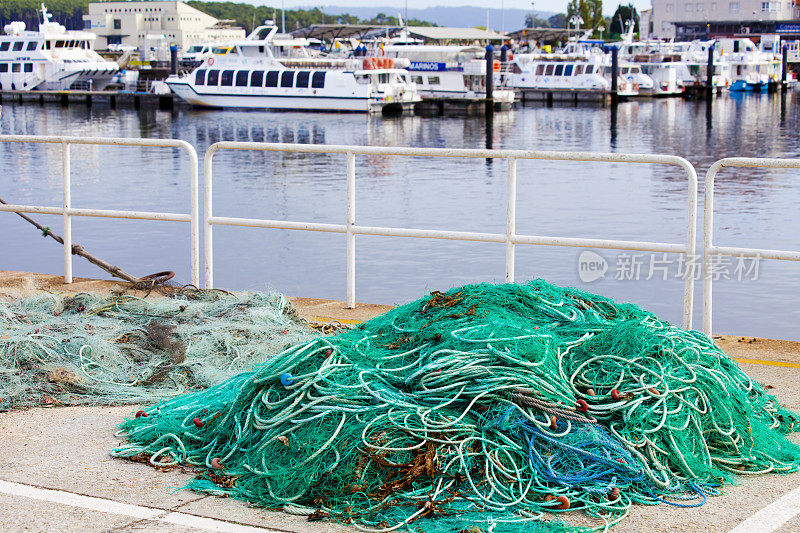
left=548, top=13, right=567, bottom=28
left=566, top=0, right=604, bottom=36
left=524, top=13, right=551, bottom=28
left=609, top=3, right=639, bottom=36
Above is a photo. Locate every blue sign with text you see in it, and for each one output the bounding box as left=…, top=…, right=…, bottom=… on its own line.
left=408, top=62, right=447, bottom=71
left=776, top=23, right=800, bottom=34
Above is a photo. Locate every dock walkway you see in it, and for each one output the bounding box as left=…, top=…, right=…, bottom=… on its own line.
left=1, top=271, right=800, bottom=532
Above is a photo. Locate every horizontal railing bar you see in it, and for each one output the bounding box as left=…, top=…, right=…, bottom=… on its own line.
left=708, top=245, right=800, bottom=261
left=207, top=141, right=693, bottom=166
left=209, top=216, right=686, bottom=252
left=208, top=216, right=347, bottom=233
left=712, top=157, right=800, bottom=170
left=0, top=135, right=195, bottom=151
left=0, top=204, right=191, bottom=222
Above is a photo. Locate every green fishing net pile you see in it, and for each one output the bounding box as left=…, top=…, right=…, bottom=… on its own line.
left=112, top=280, right=800, bottom=532
left=0, top=290, right=316, bottom=409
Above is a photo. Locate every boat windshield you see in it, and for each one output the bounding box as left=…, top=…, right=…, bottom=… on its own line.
left=186, top=45, right=204, bottom=53
left=212, top=46, right=232, bottom=55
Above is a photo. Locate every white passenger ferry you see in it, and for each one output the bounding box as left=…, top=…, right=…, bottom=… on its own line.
left=381, top=44, right=515, bottom=107
left=0, top=5, right=119, bottom=91
left=167, top=23, right=420, bottom=114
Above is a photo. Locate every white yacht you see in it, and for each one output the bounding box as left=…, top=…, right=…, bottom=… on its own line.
left=0, top=4, right=119, bottom=91
left=167, top=23, right=419, bottom=114
left=505, top=52, right=643, bottom=99
left=381, top=44, right=515, bottom=107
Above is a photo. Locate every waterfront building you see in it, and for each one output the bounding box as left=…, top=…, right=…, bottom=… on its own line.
left=646, top=0, right=800, bottom=39
left=82, top=1, right=245, bottom=51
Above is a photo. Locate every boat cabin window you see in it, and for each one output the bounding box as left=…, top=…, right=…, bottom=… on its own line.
left=280, top=71, right=294, bottom=87
left=56, top=41, right=65, bottom=48
left=12, top=63, right=20, bottom=72
left=26, top=42, right=37, bottom=51
left=12, top=42, right=23, bottom=52
left=250, top=70, right=263, bottom=86
left=0, top=64, right=7, bottom=72
left=265, top=70, right=279, bottom=87
left=564, top=64, right=573, bottom=76
left=235, top=70, right=248, bottom=86
left=621, top=67, right=629, bottom=74
left=574, top=64, right=584, bottom=75
left=311, top=71, right=325, bottom=88
left=220, top=70, right=234, bottom=86
left=24, top=63, right=32, bottom=72
left=535, top=64, right=545, bottom=75
left=544, top=64, right=554, bottom=75
left=194, top=69, right=206, bottom=85
left=554, top=64, right=564, bottom=76
left=355, top=74, right=369, bottom=85
left=428, top=75, right=440, bottom=85
left=0, top=43, right=9, bottom=52
left=411, top=75, right=423, bottom=84
left=212, top=46, right=230, bottom=55
left=295, top=71, right=310, bottom=88
left=206, top=69, right=219, bottom=85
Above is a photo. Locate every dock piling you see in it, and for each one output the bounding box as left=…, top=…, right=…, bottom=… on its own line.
left=610, top=47, right=619, bottom=106
left=706, top=45, right=715, bottom=99
left=782, top=45, right=789, bottom=91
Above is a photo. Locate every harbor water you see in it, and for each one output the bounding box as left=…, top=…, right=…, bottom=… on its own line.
left=1, top=94, right=799, bottom=340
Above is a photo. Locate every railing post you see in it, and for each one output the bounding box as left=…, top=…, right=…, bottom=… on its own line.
left=505, top=157, right=517, bottom=283
left=188, top=146, right=200, bottom=288
left=703, top=162, right=720, bottom=336
left=62, top=140, right=72, bottom=284
left=346, top=152, right=356, bottom=308
left=203, top=146, right=215, bottom=289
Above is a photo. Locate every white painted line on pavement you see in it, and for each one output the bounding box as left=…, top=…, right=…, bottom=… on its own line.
left=0, top=479, right=283, bottom=532
left=728, top=484, right=800, bottom=533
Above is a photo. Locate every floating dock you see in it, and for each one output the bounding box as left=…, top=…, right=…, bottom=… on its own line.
left=0, top=90, right=182, bottom=110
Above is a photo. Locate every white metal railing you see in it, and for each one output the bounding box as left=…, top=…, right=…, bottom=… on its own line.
left=0, top=135, right=199, bottom=286
left=204, top=142, right=698, bottom=329
left=703, top=157, right=800, bottom=335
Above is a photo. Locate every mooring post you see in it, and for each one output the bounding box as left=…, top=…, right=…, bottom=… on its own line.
left=610, top=46, right=619, bottom=106
left=782, top=45, right=788, bottom=91
left=170, top=45, right=179, bottom=76
left=500, top=44, right=508, bottom=85
left=485, top=44, right=494, bottom=115
left=706, top=44, right=714, bottom=99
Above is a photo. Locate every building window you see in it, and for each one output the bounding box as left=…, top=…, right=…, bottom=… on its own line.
left=295, top=71, right=310, bottom=87
left=711, top=2, right=717, bottom=9
left=84, top=20, right=91, bottom=29
left=697, top=3, right=704, bottom=10
left=12, top=42, right=23, bottom=51
left=280, top=71, right=294, bottom=87
left=250, top=70, right=264, bottom=86
left=265, top=71, right=279, bottom=87
left=685, top=3, right=693, bottom=11
left=729, top=2, right=739, bottom=12
left=24, top=63, right=32, bottom=72
left=221, top=70, right=234, bottom=86
left=195, top=69, right=206, bottom=85
left=311, top=71, right=326, bottom=88
left=114, top=19, right=121, bottom=29
left=666, top=3, right=674, bottom=12
left=207, top=69, right=219, bottom=85
left=235, top=70, right=248, bottom=86
left=761, top=1, right=769, bottom=10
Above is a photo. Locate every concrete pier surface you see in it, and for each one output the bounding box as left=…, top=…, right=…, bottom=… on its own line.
left=2, top=270, right=800, bottom=532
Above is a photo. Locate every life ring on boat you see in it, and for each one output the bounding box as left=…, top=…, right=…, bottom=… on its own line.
left=207, top=57, right=214, bottom=66
left=493, top=60, right=500, bottom=72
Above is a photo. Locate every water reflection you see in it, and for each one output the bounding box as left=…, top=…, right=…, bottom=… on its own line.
left=1, top=93, right=799, bottom=339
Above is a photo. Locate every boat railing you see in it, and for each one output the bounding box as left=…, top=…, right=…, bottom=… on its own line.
left=0, top=135, right=200, bottom=287
left=202, top=142, right=699, bottom=329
